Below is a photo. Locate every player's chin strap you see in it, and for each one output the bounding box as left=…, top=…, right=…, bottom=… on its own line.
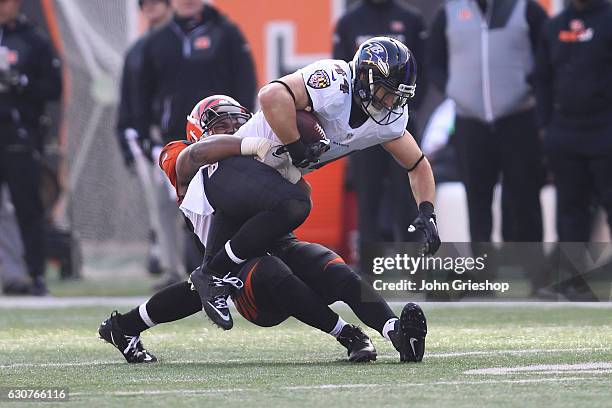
left=406, top=153, right=425, bottom=172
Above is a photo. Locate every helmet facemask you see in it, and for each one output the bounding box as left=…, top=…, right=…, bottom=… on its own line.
left=358, top=71, right=415, bottom=125
left=352, top=37, right=417, bottom=126
left=186, top=95, right=252, bottom=142
left=199, top=103, right=252, bottom=137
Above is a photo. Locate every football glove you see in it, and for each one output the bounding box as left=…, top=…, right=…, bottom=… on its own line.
left=282, top=138, right=330, bottom=168
left=241, top=137, right=301, bottom=183
left=408, top=201, right=441, bottom=256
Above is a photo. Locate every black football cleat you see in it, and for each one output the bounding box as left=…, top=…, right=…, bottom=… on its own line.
left=189, top=267, right=243, bottom=330
left=336, top=325, right=377, bottom=362
left=98, top=311, right=157, bottom=363
left=389, top=303, right=427, bottom=362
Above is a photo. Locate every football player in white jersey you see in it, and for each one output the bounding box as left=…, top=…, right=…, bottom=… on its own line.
left=98, top=94, right=428, bottom=364
left=179, top=37, right=438, bottom=340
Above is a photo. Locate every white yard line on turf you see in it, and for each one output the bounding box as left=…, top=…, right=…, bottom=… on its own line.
left=66, top=377, right=601, bottom=398
left=1, top=348, right=609, bottom=369
left=0, top=296, right=149, bottom=308
left=0, top=297, right=610, bottom=308
left=465, top=362, right=612, bottom=375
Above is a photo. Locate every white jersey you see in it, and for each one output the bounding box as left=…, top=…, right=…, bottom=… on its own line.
left=234, top=59, right=409, bottom=175
left=179, top=165, right=215, bottom=246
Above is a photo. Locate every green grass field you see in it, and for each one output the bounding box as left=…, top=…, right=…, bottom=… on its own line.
left=1, top=302, right=610, bottom=407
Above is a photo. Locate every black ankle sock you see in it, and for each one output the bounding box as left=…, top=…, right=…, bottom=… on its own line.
left=324, top=264, right=396, bottom=335
left=117, top=281, right=201, bottom=335
left=340, top=276, right=396, bottom=335
left=146, top=281, right=202, bottom=323
left=117, top=308, right=150, bottom=336
left=207, top=247, right=237, bottom=277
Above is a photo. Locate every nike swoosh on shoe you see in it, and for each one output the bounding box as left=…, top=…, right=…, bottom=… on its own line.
left=205, top=303, right=230, bottom=321
left=409, top=337, right=418, bottom=356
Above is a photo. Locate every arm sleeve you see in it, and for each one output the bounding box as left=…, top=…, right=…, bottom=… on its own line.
left=426, top=8, right=448, bottom=95
left=228, top=24, right=257, bottom=111
left=332, top=17, right=355, bottom=62
left=533, top=23, right=554, bottom=127
left=18, top=34, right=62, bottom=102
left=526, top=0, right=549, bottom=56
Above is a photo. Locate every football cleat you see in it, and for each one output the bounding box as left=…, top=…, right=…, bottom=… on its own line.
left=336, top=324, right=377, bottom=363
left=98, top=311, right=157, bottom=363
left=389, top=303, right=427, bottom=362
left=189, top=267, right=243, bottom=330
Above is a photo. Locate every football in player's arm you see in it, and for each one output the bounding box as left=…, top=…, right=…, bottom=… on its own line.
left=194, top=37, right=441, bottom=256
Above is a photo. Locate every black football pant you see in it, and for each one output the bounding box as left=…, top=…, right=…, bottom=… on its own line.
left=141, top=256, right=339, bottom=334
left=545, top=122, right=612, bottom=241
left=0, top=124, right=45, bottom=279
left=203, top=156, right=310, bottom=270
left=140, top=215, right=395, bottom=335
left=271, top=236, right=396, bottom=333
left=206, top=213, right=395, bottom=332
left=453, top=109, right=543, bottom=242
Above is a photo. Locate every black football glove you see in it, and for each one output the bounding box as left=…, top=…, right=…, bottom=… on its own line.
left=408, top=201, right=441, bottom=256
left=282, top=138, right=330, bottom=168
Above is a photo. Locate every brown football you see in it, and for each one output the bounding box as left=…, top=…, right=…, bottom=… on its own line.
left=296, top=110, right=326, bottom=144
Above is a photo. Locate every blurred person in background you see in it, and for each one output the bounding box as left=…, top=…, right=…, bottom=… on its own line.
left=333, top=0, right=427, bottom=262
left=0, top=0, right=62, bottom=295
left=138, top=0, right=256, bottom=144
left=116, top=0, right=174, bottom=286
left=428, top=0, right=548, bottom=244
left=137, top=0, right=257, bottom=285
left=420, top=98, right=459, bottom=186
left=0, top=186, right=30, bottom=294
left=534, top=0, right=612, bottom=300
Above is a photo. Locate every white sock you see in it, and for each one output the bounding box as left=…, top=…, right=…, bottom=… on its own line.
left=382, top=318, right=398, bottom=341
left=139, top=303, right=157, bottom=328
left=329, top=316, right=348, bottom=338
left=225, top=241, right=246, bottom=264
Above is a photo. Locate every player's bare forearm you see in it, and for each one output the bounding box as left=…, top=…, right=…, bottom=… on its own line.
left=176, top=135, right=242, bottom=185
left=383, top=130, right=436, bottom=205
left=258, top=72, right=310, bottom=145
left=408, top=157, right=436, bottom=205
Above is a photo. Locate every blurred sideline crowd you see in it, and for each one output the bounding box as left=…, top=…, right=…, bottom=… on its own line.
left=0, top=0, right=610, bottom=299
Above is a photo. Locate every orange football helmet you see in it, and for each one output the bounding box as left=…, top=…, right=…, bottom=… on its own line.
left=185, top=95, right=252, bottom=142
